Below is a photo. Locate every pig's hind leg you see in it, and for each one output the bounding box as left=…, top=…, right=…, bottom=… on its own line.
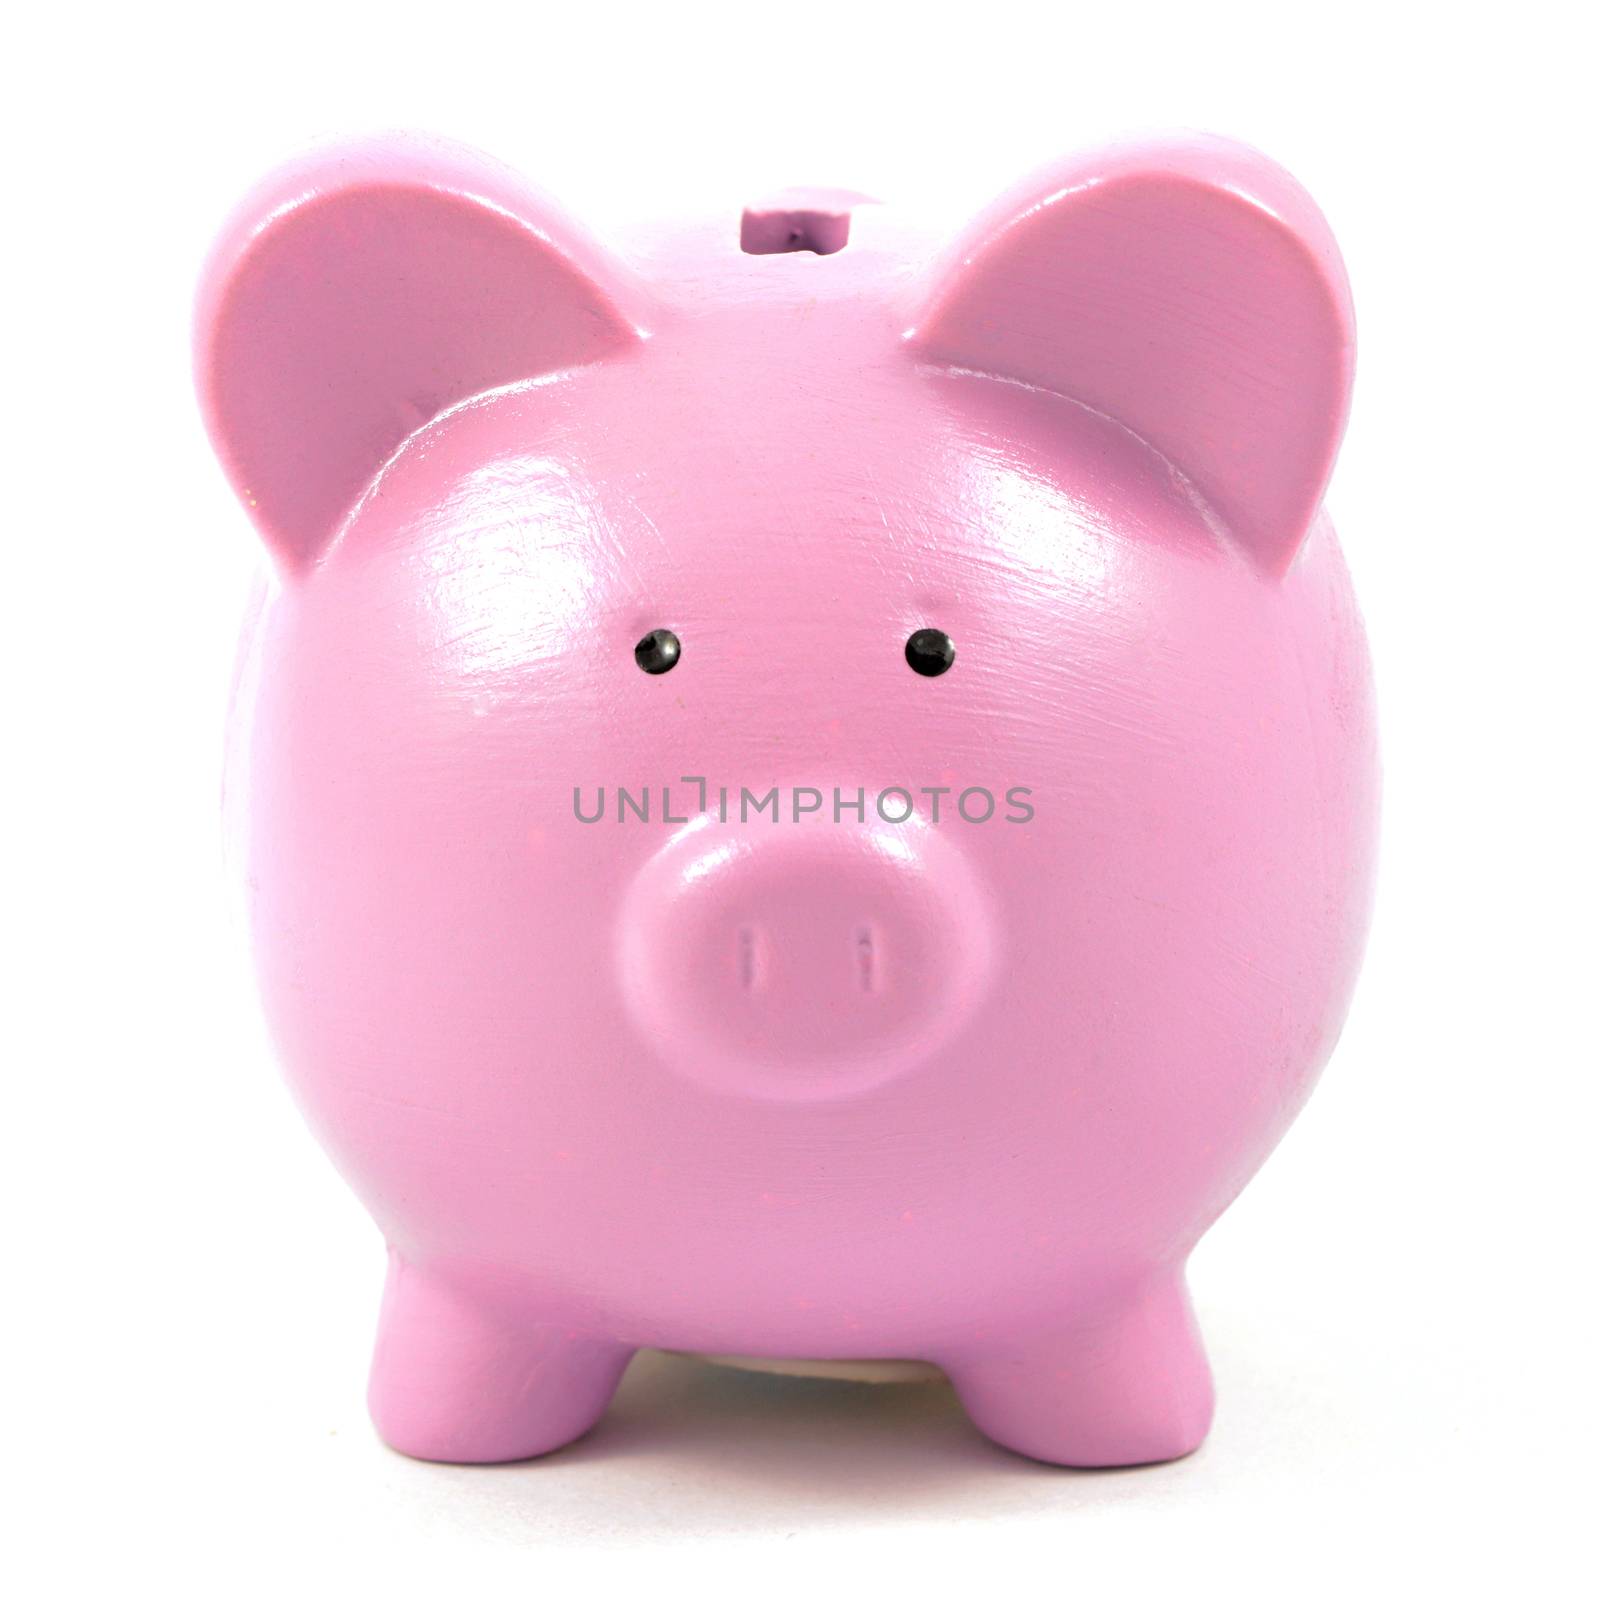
left=366, top=1255, right=632, bottom=1463
left=942, top=1271, right=1214, bottom=1468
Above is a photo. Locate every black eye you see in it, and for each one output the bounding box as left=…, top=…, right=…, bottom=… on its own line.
left=904, top=627, right=955, bottom=677
left=634, top=628, right=681, bottom=675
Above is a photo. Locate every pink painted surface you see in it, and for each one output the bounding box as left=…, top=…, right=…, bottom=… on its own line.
left=198, top=132, right=1376, bottom=1468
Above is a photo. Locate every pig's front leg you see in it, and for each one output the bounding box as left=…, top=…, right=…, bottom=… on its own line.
left=943, top=1272, right=1214, bottom=1468
left=366, top=1255, right=633, bottom=1463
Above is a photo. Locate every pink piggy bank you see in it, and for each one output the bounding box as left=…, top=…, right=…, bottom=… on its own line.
left=197, top=133, right=1376, bottom=1468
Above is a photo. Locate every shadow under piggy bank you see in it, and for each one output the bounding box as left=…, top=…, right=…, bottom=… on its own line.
left=386, top=1352, right=1202, bottom=1545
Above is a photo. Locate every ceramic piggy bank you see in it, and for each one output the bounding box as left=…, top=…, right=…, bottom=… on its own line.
left=197, top=133, right=1376, bottom=1468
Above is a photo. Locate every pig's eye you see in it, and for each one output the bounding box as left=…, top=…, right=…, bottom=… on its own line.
left=634, top=628, right=681, bottom=675
left=904, top=627, right=955, bottom=678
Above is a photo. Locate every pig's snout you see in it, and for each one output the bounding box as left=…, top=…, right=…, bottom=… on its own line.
left=618, top=811, right=996, bottom=1098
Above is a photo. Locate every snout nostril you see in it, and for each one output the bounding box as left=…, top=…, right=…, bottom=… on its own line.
left=856, top=925, right=876, bottom=993
left=737, top=926, right=760, bottom=993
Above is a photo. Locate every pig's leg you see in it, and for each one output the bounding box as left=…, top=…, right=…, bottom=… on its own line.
left=366, top=1256, right=633, bottom=1463
left=943, top=1272, right=1214, bottom=1467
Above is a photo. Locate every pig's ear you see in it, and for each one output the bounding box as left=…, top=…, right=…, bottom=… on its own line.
left=195, top=136, right=647, bottom=574
left=907, top=136, right=1353, bottom=575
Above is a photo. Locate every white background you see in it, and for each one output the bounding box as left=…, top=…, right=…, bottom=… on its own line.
left=6, top=1, right=1595, bottom=1592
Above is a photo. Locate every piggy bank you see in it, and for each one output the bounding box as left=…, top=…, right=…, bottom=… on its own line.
left=197, top=133, right=1376, bottom=1468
